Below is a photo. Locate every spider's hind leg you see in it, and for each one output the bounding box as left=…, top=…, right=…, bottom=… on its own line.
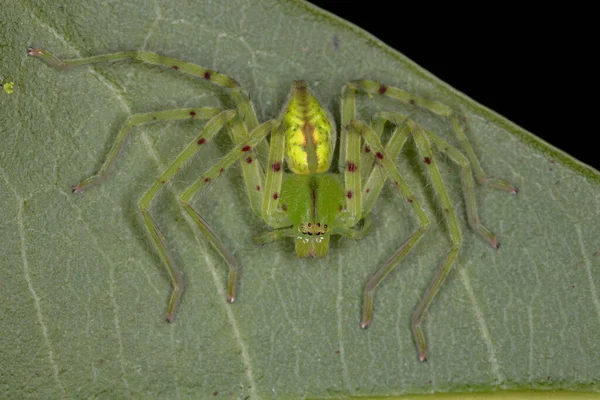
left=407, top=120, right=463, bottom=362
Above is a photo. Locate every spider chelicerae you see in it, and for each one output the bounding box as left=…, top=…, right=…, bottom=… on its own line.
left=28, top=47, right=517, bottom=361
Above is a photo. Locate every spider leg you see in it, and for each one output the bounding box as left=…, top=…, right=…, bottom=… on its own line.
left=179, top=120, right=278, bottom=304
left=70, top=107, right=222, bottom=192
left=260, top=124, right=293, bottom=229
left=27, top=48, right=270, bottom=162
left=253, top=227, right=296, bottom=244
left=406, top=121, right=463, bottom=362
left=422, top=127, right=499, bottom=246
left=346, top=122, right=430, bottom=339
left=361, top=116, right=412, bottom=215
left=379, top=112, right=499, bottom=247
left=135, top=110, right=237, bottom=321
left=339, top=114, right=363, bottom=226
left=345, top=80, right=517, bottom=193
left=331, top=215, right=372, bottom=240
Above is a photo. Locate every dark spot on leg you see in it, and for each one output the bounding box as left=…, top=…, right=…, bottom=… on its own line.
left=409, top=99, right=416, bottom=105
left=346, top=161, right=357, bottom=172
left=272, top=162, right=281, bottom=172
left=376, top=152, right=384, bottom=160
left=364, top=145, right=371, bottom=153
left=241, top=145, right=251, bottom=152
left=408, top=197, right=413, bottom=203
left=394, top=181, right=399, bottom=188
left=172, top=65, right=179, bottom=70
left=198, top=138, right=206, bottom=145
left=204, top=177, right=211, bottom=183
left=189, top=111, right=196, bottom=118
left=365, top=188, right=370, bottom=193
left=256, top=185, right=260, bottom=191
left=213, top=392, right=218, bottom=396
left=346, top=191, right=353, bottom=199
left=159, top=179, right=166, bottom=184
left=219, top=168, right=225, bottom=174
left=282, top=203, right=287, bottom=211
left=424, top=156, right=431, bottom=165
left=246, top=156, right=253, bottom=164
left=152, top=116, right=157, bottom=120
left=273, top=192, right=278, bottom=200
left=378, top=85, right=387, bottom=94
left=204, top=71, right=212, bottom=80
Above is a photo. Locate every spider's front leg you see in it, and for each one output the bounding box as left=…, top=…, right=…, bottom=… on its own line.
left=27, top=47, right=270, bottom=161
left=344, top=80, right=518, bottom=194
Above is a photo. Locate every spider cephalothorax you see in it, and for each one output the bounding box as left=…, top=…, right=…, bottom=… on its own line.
left=28, top=47, right=516, bottom=361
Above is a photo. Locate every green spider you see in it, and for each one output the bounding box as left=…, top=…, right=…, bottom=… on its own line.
left=28, top=47, right=517, bottom=361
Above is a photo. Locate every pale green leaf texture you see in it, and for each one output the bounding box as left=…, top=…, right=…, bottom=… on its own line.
left=1, top=1, right=599, bottom=398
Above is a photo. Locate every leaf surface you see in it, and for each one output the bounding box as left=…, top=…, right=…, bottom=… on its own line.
left=1, top=0, right=599, bottom=398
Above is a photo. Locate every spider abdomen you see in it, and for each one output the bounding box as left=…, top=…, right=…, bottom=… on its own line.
left=281, top=81, right=336, bottom=175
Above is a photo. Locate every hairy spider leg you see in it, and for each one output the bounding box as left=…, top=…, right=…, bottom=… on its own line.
left=134, top=110, right=237, bottom=320
left=360, top=116, right=412, bottom=215
left=354, top=114, right=500, bottom=361
left=406, top=121, right=463, bottom=362
left=379, top=111, right=499, bottom=247
left=344, top=120, right=430, bottom=337
left=69, top=107, right=222, bottom=192
left=178, top=120, right=279, bottom=308
left=344, top=80, right=518, bottom=194
left=26, top=47, right=270, bottom=172
left=341, top=81, right=518, bottom=359
left=27, top=48, right=282, bottom=319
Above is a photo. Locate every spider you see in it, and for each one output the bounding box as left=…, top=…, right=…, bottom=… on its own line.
left=28, top=47, right=517, bottom=361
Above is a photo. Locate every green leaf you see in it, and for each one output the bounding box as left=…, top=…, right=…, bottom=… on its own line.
left=2, top=1, right=599, bottom=398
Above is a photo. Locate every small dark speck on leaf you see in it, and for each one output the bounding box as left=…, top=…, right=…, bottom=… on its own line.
left=332, top=35, right=340, bottom=51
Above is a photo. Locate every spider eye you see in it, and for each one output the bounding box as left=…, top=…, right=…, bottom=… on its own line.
left=324, top=224, right=328, bottom=229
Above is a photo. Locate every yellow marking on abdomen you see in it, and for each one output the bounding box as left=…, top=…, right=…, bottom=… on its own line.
left=282, top=81, right=335, bottom=174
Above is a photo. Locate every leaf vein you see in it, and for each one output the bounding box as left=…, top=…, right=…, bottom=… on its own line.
left=459, top=268, right=505, bottom=385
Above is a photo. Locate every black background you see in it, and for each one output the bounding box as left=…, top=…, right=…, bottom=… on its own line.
left=308, top=1, right=597, bottom=171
